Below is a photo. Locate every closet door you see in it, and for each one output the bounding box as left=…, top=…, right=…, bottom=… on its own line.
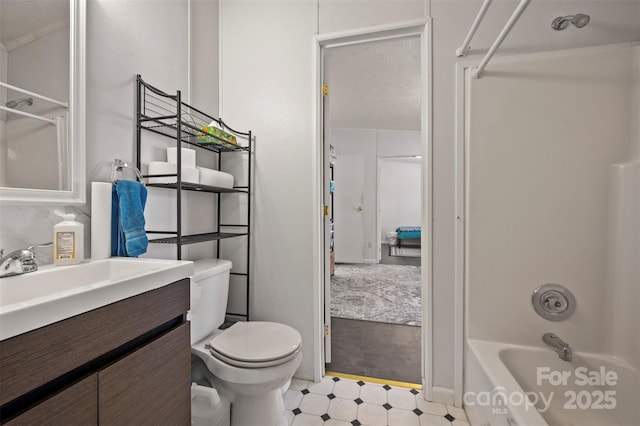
left=98, top=323, right=191, bottom=426
left=334, top=153, right=366, bottom=263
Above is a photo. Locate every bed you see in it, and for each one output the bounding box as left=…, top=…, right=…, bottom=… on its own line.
left=396, top=226, right=421, bottom=248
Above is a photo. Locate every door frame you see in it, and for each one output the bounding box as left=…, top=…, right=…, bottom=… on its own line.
left=311, top=18, right=434, bottom=397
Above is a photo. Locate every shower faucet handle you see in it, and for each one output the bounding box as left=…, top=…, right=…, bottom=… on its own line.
left=542, top=293, right=567, bottom=312
left=532, top=284, right=576, bottom=321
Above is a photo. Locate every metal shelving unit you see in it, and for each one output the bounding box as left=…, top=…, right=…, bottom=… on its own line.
left=135, top=75, right=252, bottom=320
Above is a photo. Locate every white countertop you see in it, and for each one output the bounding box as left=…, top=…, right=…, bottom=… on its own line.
left=0, top=257, right=194, bottom=341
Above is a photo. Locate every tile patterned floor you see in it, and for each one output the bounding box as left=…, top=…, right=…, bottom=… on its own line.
left=284, top=376, right=469, bottom=426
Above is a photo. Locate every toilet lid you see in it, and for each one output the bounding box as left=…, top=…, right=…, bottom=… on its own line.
left=209, top=321, right=302, bottom=363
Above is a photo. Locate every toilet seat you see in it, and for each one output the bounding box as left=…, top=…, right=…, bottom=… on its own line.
left=208, top=321, right=302, bottom=368
left=209, top=345, right=302, bottom=368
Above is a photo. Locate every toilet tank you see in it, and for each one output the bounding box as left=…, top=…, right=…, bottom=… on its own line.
left=189, top=258, right=233, bottom=344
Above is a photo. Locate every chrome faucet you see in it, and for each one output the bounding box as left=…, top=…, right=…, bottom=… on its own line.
left=543, top=332, right=573, bottom=362
left=0, top=243, right=52, bottom=278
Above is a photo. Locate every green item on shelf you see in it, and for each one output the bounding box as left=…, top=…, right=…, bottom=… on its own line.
left=198, top=125, right=237, bottom=147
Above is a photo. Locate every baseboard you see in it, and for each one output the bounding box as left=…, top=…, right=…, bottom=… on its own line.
left=293, top=372, right=315, bottom=382
left=335, top=258, right=378, bottom=264
left=429, top=386, right=455, bottom=405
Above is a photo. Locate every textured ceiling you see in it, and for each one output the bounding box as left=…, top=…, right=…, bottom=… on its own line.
left=325, top=36, right=421, bottom=131
left=1, top=0, right=68, bottom=44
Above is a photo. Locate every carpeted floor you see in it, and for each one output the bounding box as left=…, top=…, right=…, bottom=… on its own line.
left=331, top=263, right=421, bottom=326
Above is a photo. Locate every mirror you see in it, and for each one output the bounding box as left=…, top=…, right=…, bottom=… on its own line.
left=0, top=0, right=85, bottom=205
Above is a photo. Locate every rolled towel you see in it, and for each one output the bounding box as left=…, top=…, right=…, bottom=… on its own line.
left=167, top=147, right=196, bottom=168
left=148, top=161, right=199, bottom=184
left=197, top=166, right=234, bottom=189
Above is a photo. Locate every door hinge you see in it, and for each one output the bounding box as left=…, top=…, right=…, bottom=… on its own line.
left=324, top=205, right=329, bottom=216
left=322, top=84, right=329, bottom=96
left=324, top=324, right=330, bottom=337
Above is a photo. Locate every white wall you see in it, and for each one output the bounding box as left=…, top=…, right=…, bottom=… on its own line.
left=190, top=0, right=219, bottom=118
left=381, top=129, right=422, bottom=246
left=465, top=45, right=634, bottom=356
left=0, top=0, right=189, bottom=265
left=331, top=128, right=421, bottom=258
left=380, top=158, right=421, bottom=244
left=220, top=0, right=640, bottom=390
left=86, top=0, right=190, bottom=262
left=184, top=0, right=221, bottom=261
left=377, top=129, right=421, bottom=158
left=219, top=0, right=318, bottom=379
left=318, top=0, right=428, bottom=34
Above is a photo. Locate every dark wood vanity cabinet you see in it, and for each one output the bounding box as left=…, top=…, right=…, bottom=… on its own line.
left=98, top=323, right=190, bottom=425
left=0, top=279, right=191, bottom=425
left=5, top=374, right=98, bottom=426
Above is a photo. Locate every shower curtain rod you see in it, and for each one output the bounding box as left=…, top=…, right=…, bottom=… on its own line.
left=0, top=81, right=68, bottom=109
left=0, top=105, right=57, bottom=125
left=471, top=0, right=532, bottom=79
left=456, top=0, right=492, bottom=57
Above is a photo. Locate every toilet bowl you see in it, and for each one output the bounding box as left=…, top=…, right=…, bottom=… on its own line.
left=189, top=259, right=302, bottom=426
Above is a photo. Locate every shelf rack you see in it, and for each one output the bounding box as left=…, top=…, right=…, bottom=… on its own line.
left=135, top=74, right=253, bottom=320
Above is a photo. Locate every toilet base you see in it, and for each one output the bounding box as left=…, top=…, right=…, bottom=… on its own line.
left=191, top=332, right=302, bottom=426
left=230, top=388, right=287, bottom=426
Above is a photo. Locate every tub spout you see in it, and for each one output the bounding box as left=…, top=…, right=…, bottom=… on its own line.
left=543, top=332, right=572, bottom=362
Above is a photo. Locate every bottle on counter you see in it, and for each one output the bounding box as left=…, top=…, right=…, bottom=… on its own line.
left=53, top=210, right=84, bottom=266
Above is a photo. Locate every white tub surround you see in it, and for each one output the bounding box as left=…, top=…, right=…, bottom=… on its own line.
left=604, top=160, right=640, bottom=371
left=461, top=43, right=640, bottom=426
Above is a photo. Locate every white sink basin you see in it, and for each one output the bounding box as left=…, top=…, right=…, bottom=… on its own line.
left=0, top=258, right=194, bottom=341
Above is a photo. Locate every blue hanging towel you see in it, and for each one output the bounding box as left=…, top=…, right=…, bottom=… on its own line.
left=111, top=186, right=125, bottom=256
left=111, top=180, right=148, bottom=257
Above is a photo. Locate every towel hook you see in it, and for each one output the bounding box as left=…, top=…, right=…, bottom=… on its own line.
left=111, top=159, right=145, bottom=185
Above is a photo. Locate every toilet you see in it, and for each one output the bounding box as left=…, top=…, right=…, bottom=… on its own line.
left=189, top=259, right=302, bottom=426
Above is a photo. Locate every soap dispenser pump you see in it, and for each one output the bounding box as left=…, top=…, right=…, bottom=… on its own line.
left=53, top=210, right=84, bottom=266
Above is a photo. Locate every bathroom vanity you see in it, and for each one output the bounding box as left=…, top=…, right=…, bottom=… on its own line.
left=0, top=278, right=191, bottom=425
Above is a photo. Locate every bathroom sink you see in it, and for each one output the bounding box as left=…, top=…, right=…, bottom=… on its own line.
left=0, top=258, right=194, bottom=341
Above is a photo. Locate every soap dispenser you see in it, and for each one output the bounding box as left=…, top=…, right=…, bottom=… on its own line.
left=53, top=210, right=84, bottom=266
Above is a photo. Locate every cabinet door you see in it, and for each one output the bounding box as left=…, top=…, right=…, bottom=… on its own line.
left=6, top=374, right=97, bottom=426
left=98, top=323, right=191, bottom=426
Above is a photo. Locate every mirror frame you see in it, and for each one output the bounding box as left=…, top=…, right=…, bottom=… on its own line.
left=0, top=0, right=86, bottom=205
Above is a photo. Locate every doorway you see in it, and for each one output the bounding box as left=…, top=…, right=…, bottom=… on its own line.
left=316, top=24, right=431, bottom=388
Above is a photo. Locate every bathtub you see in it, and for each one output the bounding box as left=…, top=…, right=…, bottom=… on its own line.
left=465, top=339, right=640, bottom=426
